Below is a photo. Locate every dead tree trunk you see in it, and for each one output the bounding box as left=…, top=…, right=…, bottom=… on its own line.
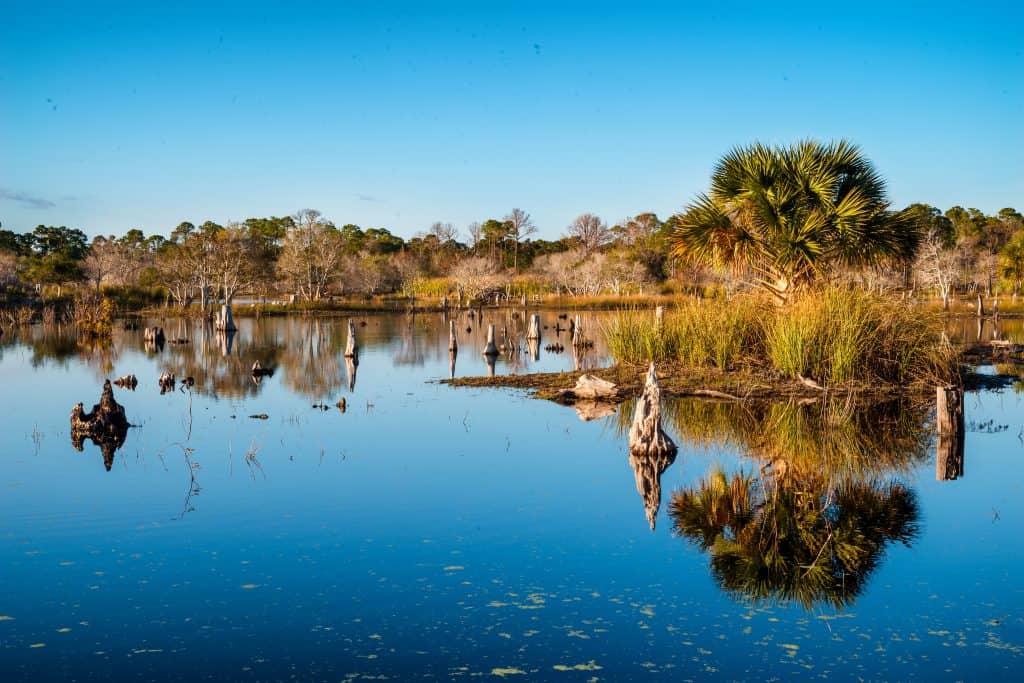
left=655, top=305, right=664, bottom=331
left=482, top=323, right=498, bottom=356
left=629, top=363, right=677, bottom=460
left=526, top=314, right=541, bottom=341
left=936, top=386, right=965, bottom=481
left=215, top=304, right=236, bottom=331
left=70, top=380, right=129, bottom=470
left=345, top=319, right=358, bottom=358
left=572, top=314, right=584, bottom=347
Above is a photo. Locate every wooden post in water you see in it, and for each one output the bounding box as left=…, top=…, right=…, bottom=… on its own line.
left=572, top=314, right=584, bottom=347
left=977, top=294, right=985, bottom=317
left=482, top=324, right=499, bottom=355
left=344, top=319, right=358, bottom=358
left=449, top=320, right=458, bottom=352
left=526, top=314, right=541, bottom=341
left=936, top=386, right=965, bottom=481
left=655, top=306, right=664, bottom=331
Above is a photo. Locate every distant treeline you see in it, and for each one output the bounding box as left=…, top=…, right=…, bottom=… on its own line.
left=1, top=203, right=1021, bottom=309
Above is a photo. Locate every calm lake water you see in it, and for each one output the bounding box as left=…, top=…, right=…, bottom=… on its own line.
left=1, top=310, right=1022, bottom=681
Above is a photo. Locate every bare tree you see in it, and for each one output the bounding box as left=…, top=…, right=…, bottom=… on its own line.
left=567, top=213, right=611, bottom=255
left=505, top=208, right=536, bottom=272
left=82, top=236, right=121, bottom=294
left=466, top=221, right=482, bottom=249
left=428, top=221, right=457, bottom=244
left=278, top=209, right=344, bottom=301
left=915, top=229, right=961, bottom=309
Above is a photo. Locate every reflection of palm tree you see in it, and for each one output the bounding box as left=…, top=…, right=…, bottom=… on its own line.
left=669, top=467, right=919, bottom=609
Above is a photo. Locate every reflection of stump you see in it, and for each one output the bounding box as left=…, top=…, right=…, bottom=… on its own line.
left=936, top=386, right=965, bottom=481
left=629, top=448, right=677, bottom=530
left=70, top=380, right=129, bottom=471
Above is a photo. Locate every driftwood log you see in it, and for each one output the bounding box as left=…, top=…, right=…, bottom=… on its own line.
left=70, top=380, right=129, bottom=471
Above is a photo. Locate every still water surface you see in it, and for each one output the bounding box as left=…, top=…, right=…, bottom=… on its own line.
left=1, top=311, right=1022, bottom=680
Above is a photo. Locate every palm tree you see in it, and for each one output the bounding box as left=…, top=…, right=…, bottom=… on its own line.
left=671, top=140, right=920, bottom=303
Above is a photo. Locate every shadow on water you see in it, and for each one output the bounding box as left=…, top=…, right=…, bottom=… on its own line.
left=612, top=396, right=933, bottom=610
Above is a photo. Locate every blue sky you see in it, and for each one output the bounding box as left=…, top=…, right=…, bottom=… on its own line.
left=1, top=1, right=1021, bottom=240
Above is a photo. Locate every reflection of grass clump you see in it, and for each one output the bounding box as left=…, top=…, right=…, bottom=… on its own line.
left=669, top=466, right=920, bottom=609
left=603, top=288, right=956, bottom=386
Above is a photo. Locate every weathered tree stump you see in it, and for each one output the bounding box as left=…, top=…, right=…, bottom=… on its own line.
left=482, top=324, right=499, bottom=356
left=336, top=397, right=347, bottom=413
left=144, top=326, right=165, bottom=352
left=977, top=294, right=985, bottom=318
left=627, top=364, right=677, bottom=529
left=572, top=314, right=585, bottom=347
left=345, top=319, right=359, bottom=358
left=158, top=371, right=176, bottom=394
left=113, top=374, right=138, bottom=389
left=449, top=320, right=458, bottom=352
left=526, top=314, right=541, bottom=341
left=629, top=363, right=677, bottom=460
left=655, top=305, right=664, bottom=331
left=449, top=349, right=457, bottom=379
left=70, top=380, right=129, bottom=471
left=215, top=304, right=237, bottom=332
left=936, top=386, right=965, bottom=481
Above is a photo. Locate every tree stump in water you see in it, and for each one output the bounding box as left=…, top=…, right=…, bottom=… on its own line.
left=345, top=319, right=359, bottom=358
left=629, top=364, right=677, bottom=460
left=655, top=305, right=664, bottom=331
left=70, top=380, right=129, bottom=471
left=627, top=364, right=677, bottom=529
left=936, top=386, right=964, bottom=481
left=113, top=374, right=138, bottom=389
left=215, top=304, right=237, bottom=332
left=482, top=324, right=499, bottom=356
left=158, top=371, right=175, bottom=394
left=526, top=314, right=541, bottom=341
left=449, top=320, right=458, bottom=352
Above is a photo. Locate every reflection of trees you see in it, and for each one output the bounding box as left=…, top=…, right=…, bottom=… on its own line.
left=159, top=319, right=286, bottom=400
left=658, top=397, right=928, bottom=610
left=660, top=397, right=930, bottom=478
left=277, top=319, right=346, bottom=399
left=670, top=468, right=919, bottom=609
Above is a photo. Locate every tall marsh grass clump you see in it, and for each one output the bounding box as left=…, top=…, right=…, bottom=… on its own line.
left=763, top=288, right=955, bottom=385
left=603, top=289, right=956, bottom=386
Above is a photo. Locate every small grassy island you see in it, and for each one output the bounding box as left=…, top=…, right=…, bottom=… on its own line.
left=448, top=141, right=967, bottom=404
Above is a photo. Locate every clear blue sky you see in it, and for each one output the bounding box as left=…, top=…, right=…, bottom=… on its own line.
left=2, top=1, right=1021, bottom=240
